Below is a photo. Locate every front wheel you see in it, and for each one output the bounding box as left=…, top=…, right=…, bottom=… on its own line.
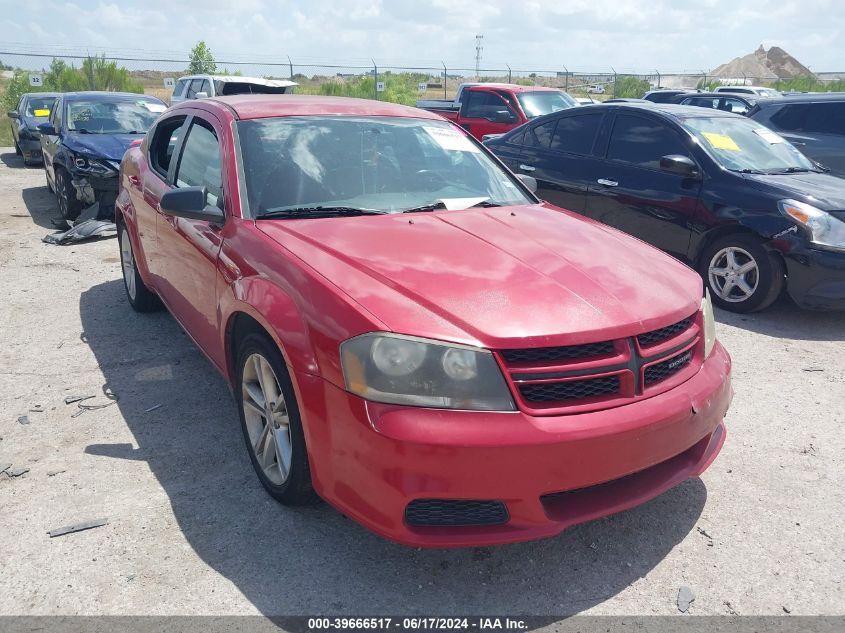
left=700, top=235, right=784, bottom=313
left=55, top=167, right=83, bottom=221
left=236, top=333, right=317, bottom=506
left=119, top=224, right=161, bottom=312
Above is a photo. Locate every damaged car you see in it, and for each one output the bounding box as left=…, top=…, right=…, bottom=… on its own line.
left=38, top=91, right=166, bottom=222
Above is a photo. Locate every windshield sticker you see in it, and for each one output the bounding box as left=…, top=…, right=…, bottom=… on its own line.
left=439, top=197, right=489, bottom=210
left=702, top=132, right=741, bottom=151
left=424, top=126, right=480, bottom=153
left=33, top=109, right=50, bottom=117
left=753, top=128, right=784, bottom=144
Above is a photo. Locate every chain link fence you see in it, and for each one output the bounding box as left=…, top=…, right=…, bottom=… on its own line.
left=2, top=50, right=844, bottom=109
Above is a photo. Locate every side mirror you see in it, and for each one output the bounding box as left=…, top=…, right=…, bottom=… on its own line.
left=37, top=122, right=57, bottom=135
left=7, top=110, right=19, bottom=119
left=660, top=154, right=699, bottom=178
left=490, top=109, right=516, bottom=123
left=516, top=174, right=537, bottom=193
left=194, top=91, right=209, bottom=99
left=160, top=186, right=225, bottom=223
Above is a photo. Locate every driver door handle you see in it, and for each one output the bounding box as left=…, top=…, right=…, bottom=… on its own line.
left=597, top=178, right=618, bottom=187
left=519, top=164, right=536, bottom=172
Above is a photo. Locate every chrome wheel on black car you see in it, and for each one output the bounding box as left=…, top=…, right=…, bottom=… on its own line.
left=700, top=235, right=784, bottom=313
left=54, top=167, right=83, bottom=222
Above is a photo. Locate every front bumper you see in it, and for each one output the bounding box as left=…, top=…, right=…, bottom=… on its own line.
left=295, top=341, right=732, bottom=547
left=784, top=246, right=845, bottom=310
left=71, top=172, right=119, bottom=219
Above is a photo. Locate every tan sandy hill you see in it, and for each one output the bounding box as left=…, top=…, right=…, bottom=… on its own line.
left=710, top=45, right=814, bottom=80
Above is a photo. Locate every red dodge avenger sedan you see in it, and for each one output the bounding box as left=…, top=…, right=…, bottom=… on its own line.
left=116, top=95, right=732, bottom=547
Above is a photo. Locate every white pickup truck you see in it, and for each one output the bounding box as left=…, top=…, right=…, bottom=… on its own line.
left=171, top=75, right=298, bottom=104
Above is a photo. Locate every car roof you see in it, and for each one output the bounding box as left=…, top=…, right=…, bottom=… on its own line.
left=753, top=92, right=845, bottom=105
left=60, top=91, right=166, bottom=103
left=715, top=85, right=771, bottom=90
left=680, top=92, right=756, bottom=100
left=583, top=102, right=744, bottom=120
left=197, top=95, right=447, bottom=121
left=178, top=74, right=297, bottom=88
left=22, top=92, right=60, bottom=99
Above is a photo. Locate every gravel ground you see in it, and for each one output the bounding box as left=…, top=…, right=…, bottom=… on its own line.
left=0, top=149, right=843, bottom=618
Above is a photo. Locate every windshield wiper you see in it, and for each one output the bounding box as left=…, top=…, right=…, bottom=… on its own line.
left=255, top=206, right=386, bottom=219
left=401, top=200, right=502, bottom=213
left=769, top=167, right=818, bottom=174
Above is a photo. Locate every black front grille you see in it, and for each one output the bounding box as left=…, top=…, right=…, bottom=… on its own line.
left=501, top=341, right=614, bottom=363
left=644, top=350, right=692, bottom=385
left=404, top=499, right=508, bottom=527
left=638, top=317, right=693, bottom=347
left=519, top=375, right=620, bottom=403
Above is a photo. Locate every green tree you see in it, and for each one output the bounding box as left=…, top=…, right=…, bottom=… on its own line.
left=696, top=78, right=723, bottom=91
left=188, top=41, right=217, bottom=74
left=81, top=55, right=143, bottom=92
left=613, top=75, right=651, bottom=98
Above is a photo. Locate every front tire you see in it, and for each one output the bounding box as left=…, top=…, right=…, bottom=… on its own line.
left=700, top=234, right=784, bottom=313
left=14, top=141, right=21, bottom=156
left=236, top=333, right=317, bottom=506
left=55, top=167, right=83, bottom=221
left=119, top=224, right=161, bottom=312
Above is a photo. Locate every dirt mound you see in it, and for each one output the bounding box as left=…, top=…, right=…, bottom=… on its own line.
left=710, top=45, right=813, bottom=80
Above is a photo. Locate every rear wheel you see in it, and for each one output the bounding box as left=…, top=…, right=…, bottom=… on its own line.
left=119, top=224, right=161, bottom=312
left=236, top=333, right=317, bottom=506
left=55, top=167, right=83, bottom=222
left=700, top=234, right=784, bottom=313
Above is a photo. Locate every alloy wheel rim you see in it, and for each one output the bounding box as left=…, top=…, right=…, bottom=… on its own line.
left=56, top=171, right=67, bottom=216
left=120, top=230, right=137, bottom=300
left=708, top=246, right=759, bottom=303
left=241, top=353, right=292, bottom=485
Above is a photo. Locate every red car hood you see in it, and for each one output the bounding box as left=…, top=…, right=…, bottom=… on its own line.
left=257, top=204, right=702, bottom=349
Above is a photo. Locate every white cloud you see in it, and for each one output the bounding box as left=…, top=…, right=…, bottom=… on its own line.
left=0, top=0, right=842, bottom=73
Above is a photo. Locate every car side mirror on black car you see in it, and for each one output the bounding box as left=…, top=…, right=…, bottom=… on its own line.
left=660, top=154, right=700, bottom=178
left=7, top=110, right=19, bottom=119
left=161, top=186, right=225, bottom=224
left=37, top=122, right=56, bottom=135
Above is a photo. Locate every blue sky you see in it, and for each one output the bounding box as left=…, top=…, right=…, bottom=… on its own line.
left=0, top=0, right=842, bottom=73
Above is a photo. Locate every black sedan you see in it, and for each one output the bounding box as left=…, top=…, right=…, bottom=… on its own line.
left=484, top=103, right=845, bottom=312
left=7, top=92, right=59, bottom=165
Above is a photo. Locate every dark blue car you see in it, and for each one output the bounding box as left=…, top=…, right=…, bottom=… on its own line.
left=7, top=92, right=59, bottom=165
left=38, top=91, right=166, bottom=221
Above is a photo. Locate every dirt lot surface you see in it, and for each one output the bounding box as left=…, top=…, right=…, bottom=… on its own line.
left=0, top=149, right=843, bottom=618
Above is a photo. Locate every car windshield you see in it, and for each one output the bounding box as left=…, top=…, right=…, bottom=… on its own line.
left=25, top=96, right=55, bottom=117
left=238, top=116, right=533, bottom=216
left=516, top=91, right=577, bottom=119
left=66, top=99, right=166, bottom=134
left=683, top=116, right=818, bottom=174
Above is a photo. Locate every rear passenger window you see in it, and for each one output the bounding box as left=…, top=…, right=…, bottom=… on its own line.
left=148, top=116, right=187, bottom=181
left=549, top=114, right=603, bottom=155
left=803, top=103, right=845, bottom=136
left=607, top=114, right=691, bottom=169
left=527, top=120, right=556, bottom=148
left=175, top=121, right=223, bottom=209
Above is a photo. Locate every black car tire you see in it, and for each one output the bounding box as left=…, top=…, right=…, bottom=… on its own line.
left=55, top=166, right=83, bottom=221
left=699, top=234, right=784, bottom=313
left=235, top=332, right=318, bottom=507
left=118, top=224, right=161, bottom=313
left=14, top=141, right=21, bottom=156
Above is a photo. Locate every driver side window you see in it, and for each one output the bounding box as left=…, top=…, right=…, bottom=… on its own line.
left=464, top=91, right=512, bottom=120
left=175, top=120, right=223, bottom=209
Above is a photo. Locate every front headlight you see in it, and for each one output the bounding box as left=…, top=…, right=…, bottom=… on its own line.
left=779, top=199, right=845, bottom=250
left=341, top=333, right=516, bottom=411
left=71, top=153, right=114, bottom=176
left=702, top=290, right=716, bottom=358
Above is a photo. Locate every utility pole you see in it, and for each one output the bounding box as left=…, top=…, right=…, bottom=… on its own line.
left=475, top=34, right=483, bottom=79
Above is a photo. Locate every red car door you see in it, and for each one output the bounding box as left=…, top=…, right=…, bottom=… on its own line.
left=131, top=115, right=190, bottom=278
left=458, top=88, right=521, bottom=140
left=154, top=111, right=231, bottom=371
